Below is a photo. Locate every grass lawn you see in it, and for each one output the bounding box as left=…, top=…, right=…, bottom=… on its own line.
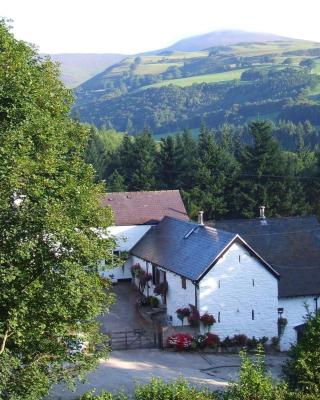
left=135, top=62, right=183, bottom=75
left=140, top=68, right=247, bottom=90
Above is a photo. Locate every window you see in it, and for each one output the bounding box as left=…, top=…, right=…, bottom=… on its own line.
left=252, top=310, right=255, bottom=320
left=218, top=312, right=221, bottom=323
left=181, top=277, right=186, bottom=289
left=239, top=255, right=241, bottom=263
left=218, top=280, right=221, bottom=288
left=152, top=264, right=160, bottom=285
left=252, top=279, right=255, bottom=287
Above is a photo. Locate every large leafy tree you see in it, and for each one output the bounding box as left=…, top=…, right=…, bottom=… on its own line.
left=0, top=20, right=114, bottom=399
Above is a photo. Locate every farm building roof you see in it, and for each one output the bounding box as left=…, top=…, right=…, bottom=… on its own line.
left=100, top=190, right=189, bottom=226
left=130, top=216, right=278, bottom=282
left=211, top=215, right=320, bottom=298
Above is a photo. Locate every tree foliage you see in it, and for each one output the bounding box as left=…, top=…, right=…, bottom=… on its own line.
left=0, top=19, right=115, bottom=399
left=87, top=121, right=319, bottom=221
left=282, top=312, right=320, bottom=397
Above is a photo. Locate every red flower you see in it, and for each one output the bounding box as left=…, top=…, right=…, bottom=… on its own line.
left=176, top=307, right=191, bottom=317
left=167, top=333, right=192, bottom=350
left=200, top=313, right=216, bottom=326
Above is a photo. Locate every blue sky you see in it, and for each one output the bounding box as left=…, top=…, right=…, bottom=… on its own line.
left=2, top=0, right=320, bottom=54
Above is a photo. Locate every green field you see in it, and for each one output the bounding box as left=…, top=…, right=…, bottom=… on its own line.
left=140, top=68, right=247, bottom=90
left=135, top=62, right=183, bottom=75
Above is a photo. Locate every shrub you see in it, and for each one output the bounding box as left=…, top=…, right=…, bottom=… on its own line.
left=232, top=334, right=248, bottom=347
left=149, top=296, right=160, bottom=308
left=79, top=390, right=128, bottom=399
left=204, top=333, right=220, bottom=348
left=247, top=336, right=259, bottom=350
left=167, top=333, right=193, bottom=350
left=282, top=312, right=320, bottom=396
left=224, top=345, right=286, bottom=400
left=192, top=334, right=207, bottom=349
left=134, top=377, right=217, bottom=400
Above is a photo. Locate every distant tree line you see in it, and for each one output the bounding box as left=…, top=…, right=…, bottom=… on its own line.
left=86, top=121, right=320, bottom=220
left=75, top=67, right=320, bottom=135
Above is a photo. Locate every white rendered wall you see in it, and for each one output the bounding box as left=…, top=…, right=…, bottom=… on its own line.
left=165, top=273, right=196, bottom=326
left=199, top=242, right=279, bottom=340
left=100, top=225, right=151, bottom=281
left=130, top=256, right=195, bottom=313
left=279, top=296, right=316, bottom=351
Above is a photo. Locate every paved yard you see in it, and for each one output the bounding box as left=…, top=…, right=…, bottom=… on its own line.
left=49, top=349, right=287, bottom=399
left=98, top=282, right=151, bottom=334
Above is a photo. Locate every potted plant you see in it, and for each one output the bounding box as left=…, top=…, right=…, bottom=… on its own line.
left=278, top=316, right=288, bottom=335
left=131, top=263, right=142, bottom=278
left=139, top=271, right=152, bottom=294
left=176, top=307, right=191, bottom=325
left=200, top=313, right=216, bottom=332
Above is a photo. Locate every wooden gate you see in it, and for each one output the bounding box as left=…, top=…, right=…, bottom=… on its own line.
left=108, top=328, right=159, bottom=350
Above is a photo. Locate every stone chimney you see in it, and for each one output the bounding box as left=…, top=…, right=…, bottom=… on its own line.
left=198, top=210, right=204, bottom=225
left=259, top=206, right=266, bottom=220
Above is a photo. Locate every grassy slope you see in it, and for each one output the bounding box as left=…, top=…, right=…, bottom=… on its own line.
left=139, top=68, right=247, bottom=89
left=75, top=39, right=320, bottom=134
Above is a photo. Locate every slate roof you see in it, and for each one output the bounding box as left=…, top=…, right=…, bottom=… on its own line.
left=100, top=190, right=189, bottom=226
left=130, top=216, right=277, bottom=282
left=211, top=216, right=320, bottom=298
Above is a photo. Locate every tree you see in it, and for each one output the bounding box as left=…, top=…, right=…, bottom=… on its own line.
left=283, top=312, right=320, bottom=397
left=225, top=346, right=286, bottom=400
left=0, top=20, right=115, bottom=399
left=188, top=124, right=238, bottom=220
left=158, top=136, right=180, bottom=189
left=128, top=130, right=157, bottom=191
left=299, top=59, right=316, bottom=71
left=234, top=121, right=308, bottom=217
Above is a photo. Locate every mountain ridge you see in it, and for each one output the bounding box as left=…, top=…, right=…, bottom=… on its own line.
left=146, top=29, right=292, bottom=54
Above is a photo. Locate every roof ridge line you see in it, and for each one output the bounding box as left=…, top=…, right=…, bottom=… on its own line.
left=105, top=190, right=180, bottom=195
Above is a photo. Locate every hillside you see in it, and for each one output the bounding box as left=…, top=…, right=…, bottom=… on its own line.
left=154, top=29, right=289, bottom=52
left=73, top=38, right=320, bottom=135
left=50, top=53, right=125, bottom=88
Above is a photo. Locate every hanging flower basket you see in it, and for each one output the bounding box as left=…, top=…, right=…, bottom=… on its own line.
left=200, top=313, right=216, bottom=331
left=278, top=317, right=288, bottom=335
left=131, top=263, right=143, bottom=278
left=176, top=307, right=191, bottom=325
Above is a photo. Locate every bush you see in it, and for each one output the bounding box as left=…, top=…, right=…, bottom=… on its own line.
left=79, top=389, right=128, bottom=399
left=138, top=295, right=159, bottom=307
left=204, top=333, right=220, bottom=348
left=149, top=296, right=160, bottom=308
left=134, top=377, right=217, bottom=400
left=167, top=333, right=193, bottom=350
left=232, top=334, right=248, bottom=347
left=224, top=345, right=286, bottom=400
left=282, top=312, right=320, bottom=396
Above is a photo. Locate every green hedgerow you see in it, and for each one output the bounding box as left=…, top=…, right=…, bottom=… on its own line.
left=134, top=377, right=217, bottom=400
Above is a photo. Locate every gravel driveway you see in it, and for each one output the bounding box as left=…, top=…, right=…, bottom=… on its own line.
left=49, top=349, right=287, bottom=399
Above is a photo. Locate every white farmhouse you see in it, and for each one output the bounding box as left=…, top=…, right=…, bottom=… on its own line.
left=213, top=210, right=320, bottom=350
left=130, top=214, right=280, bottom=341
left=99, top=190, right=189, bottom=282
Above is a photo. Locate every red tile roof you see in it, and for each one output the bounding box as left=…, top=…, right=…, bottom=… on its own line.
left=100, top=190, right=189, bottom=226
